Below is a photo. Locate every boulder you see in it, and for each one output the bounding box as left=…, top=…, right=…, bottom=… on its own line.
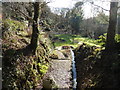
left=43, top=76, right=58, bottom=89
left=49, top=54, right=58, bottom=59
left=50, top=50, right=66, bottom=59
left=54, top=50, right=66, bottom=59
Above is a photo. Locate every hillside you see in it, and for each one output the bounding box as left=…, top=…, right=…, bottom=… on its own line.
left=2, top=19, right=51, bottom=89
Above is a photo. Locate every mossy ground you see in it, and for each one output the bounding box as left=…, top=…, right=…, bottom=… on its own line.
left=2, top=19, right=51, bottom=89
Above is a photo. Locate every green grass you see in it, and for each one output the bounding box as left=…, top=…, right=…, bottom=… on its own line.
left=54, top=34, right=76, bottom=47
left=54, top=34, right=101, bottom=48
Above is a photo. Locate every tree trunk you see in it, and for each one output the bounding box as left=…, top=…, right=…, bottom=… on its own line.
left=101, top=2, right=119, bottom=88
left=105, top=2, right=118, bottom=51
left=30, top=2, right=40, bottom=54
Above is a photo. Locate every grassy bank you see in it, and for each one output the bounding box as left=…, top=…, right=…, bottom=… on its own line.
left=54, top=34, right=101, bottom=48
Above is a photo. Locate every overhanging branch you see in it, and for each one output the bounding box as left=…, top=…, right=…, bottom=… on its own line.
left=89, top=2, right=109, bottom=11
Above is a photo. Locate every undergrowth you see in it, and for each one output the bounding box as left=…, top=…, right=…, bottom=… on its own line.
left=2, top=19, right=51, bottom=89
left=74, top=43, right=120, bottom=89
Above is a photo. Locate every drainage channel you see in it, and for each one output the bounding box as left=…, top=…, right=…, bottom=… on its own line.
left=70, top=48, right=77, bottom=90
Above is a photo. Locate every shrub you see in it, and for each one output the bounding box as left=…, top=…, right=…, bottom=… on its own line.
left=2, top=19, right=26, bottom=32
left=97, top=33, right=120, bottom=46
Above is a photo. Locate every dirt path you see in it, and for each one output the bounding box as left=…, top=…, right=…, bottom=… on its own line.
left=48, top=59, right=72, bottom=89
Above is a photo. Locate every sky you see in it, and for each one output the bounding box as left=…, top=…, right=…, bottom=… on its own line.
left=48, top=0, right=77, bottom=8
left=47, top=0, right=110, bottom=18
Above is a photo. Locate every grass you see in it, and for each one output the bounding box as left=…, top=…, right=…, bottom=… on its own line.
left=54, top=34, right=101, bottom=48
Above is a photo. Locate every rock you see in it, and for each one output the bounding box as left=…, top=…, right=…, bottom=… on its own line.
left=43, top=76, right=58, bottom=89
left=53, top=50, right=66, bottom=59
left=49, top=54, right=58, bottom=59
left=55, top=46, right=62, bottom=50
left=49, top=50, right=66, bottom=59
left=61, top=49, right=71, bottom=59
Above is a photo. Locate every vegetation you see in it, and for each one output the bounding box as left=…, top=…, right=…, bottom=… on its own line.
left=2, top=15, right=51, bottom=89
left=97, top=33, right=120, bottom=46
left=74, top=42, right=120, bottom=89
left=1, top=0, right=120, bottom=89
left=53, top=34, right=100, bottom=47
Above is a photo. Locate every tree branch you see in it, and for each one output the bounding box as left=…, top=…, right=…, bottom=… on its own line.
left=89, top=2, right=109, bottom=11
